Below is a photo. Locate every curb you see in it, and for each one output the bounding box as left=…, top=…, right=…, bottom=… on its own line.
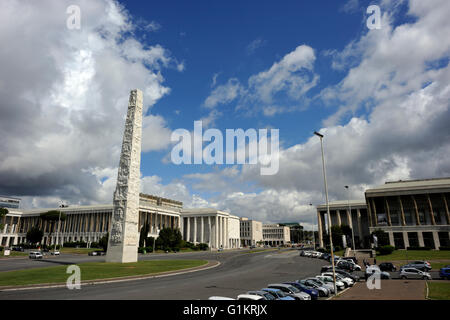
left=0, top=260, right=220, bottom=292
left=326, top=286, right=352, bottom=300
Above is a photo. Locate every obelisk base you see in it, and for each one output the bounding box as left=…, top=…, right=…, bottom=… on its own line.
left=106, top=245, right=138, bottom=263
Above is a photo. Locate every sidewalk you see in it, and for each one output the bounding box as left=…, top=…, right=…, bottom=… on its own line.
left=335, top=280, right=426, bottom=300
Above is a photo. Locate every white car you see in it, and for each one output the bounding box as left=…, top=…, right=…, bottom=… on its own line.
left=400, top=268, right=432, bottom=280
left=316, top=275, right=345, bottom=290
left=268, top=284, right=311, bottom=300
left=237, top=294, right=264, bottom=300
left=208, top=296, right=235, bottom=300
left=29, top=251, right=43, bottom=259
left=50, top=250, right=60, bottom=255
left=322, top=272, right=354, bottom=287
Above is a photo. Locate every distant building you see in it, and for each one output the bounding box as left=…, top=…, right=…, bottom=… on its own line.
left=280, top=222, right=303, bottom=244
left=0, top=196, right=20, bottom=209
left=181, top=208, right=240, bottom=249
left=240, top=217, right=263, bottom=246
left=262, top=224, right=290, bottom=246
left=316, top=177, right=450, bottom=250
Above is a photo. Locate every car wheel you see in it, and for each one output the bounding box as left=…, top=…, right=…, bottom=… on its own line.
left=401, top=275, right=407, bottom=279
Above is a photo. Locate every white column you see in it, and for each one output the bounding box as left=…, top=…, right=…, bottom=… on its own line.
left=418, top=232, right=425, bottom=247
left=215, top=216, right=219, bottom=249
left=226, top=217, right=229, bottom=248
left=432, top=231, right=440, bottom=250
left=208, top=216, right=211, bottom=247
left=388, top=232, right=395, bottom=247
left=200, top=217, right=204, bottom=243
left=194, top=216, right=197, bottom=244
left=222, top=217, right=226, bottom=248
left=187, top=217, right=191, bottom=242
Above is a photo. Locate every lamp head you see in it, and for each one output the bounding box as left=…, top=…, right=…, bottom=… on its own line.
left=314, top=131, right=324, bottom=138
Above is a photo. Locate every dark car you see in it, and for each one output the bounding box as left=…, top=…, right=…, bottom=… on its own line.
left=379, top=262, right=396, bottom=272
left=321, top=266, right=360, bottom=282
left=321, top=253, right=331, bottom=260
left=284, top=282, right=319, bottom=300
left=439, top=266, right=450, bottom=280
left=401, top=261, right=431, bottom=271
left=335, top=260, right=355, bottom=272
left=88, top=250, right=106, bottom=256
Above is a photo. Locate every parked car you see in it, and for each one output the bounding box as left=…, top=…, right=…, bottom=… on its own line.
left=246, top=291, right=276, bottom=300
left=364, top=265, right=390, bottom=280
left=304, top=277, right=335, bottom=294
left=12, top=246, right=24, bottom=252
left=208, top=296, right=235, bottom=300
left=379, top=262, right=396, bottom=272
left=439, top=266, right=450, bottom=280
left=335, top=260, right=355, bottom=272
left=338, top=259, right=362, bottom=271
left=267, top=283, right=311, bottom=300
left=237, top=294, right=265, bottom=300
left=400, top=268, right=432, bottom=280
left=401, top=261, right=431, bottom=271
left=283, top=282, right=319, bottom=300
left=50, top=250, right=60, bottom=255
left=29, top=251, right=43, bottom=259
left=321, top=253, right=331, bottom=260
left=316, top=275, right=345, bottom=290
left=297, top=280, right=329, bottom=297
left=320, top=266, right=360, bottom=282
left=261, top=288, right=295, bottom=300
left=343, top=256, right=358, bottom=264
left=88, top=250, right=106, bottom=256
left=321, top=272, right=354, bottom=287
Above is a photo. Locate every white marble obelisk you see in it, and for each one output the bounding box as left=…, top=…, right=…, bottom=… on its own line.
left=106, top=89, right=143, bottom=263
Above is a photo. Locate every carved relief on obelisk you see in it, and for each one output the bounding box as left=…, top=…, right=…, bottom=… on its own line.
left=106, top=89, right=143, bottom=263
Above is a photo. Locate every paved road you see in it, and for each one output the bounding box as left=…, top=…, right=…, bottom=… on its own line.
left=0, top=249, right=330, bottom=300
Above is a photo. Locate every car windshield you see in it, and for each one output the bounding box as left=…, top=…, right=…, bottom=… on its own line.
left=262, top=293, right=275, bottom=300
left=288, top=286, right=300, bottom=293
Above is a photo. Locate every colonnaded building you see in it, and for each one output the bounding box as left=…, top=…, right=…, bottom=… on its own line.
left=317, top=177, right=450, bottom=250
left=1, top=194, right=241, bottom=250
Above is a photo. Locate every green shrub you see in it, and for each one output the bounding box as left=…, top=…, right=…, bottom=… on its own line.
left=317, top=248, right=327, bottom=253
left=145, top=246, right=153, bottom=253
left=377, top=245, right=395, bottom=255
left=407, top=246, right=432, bottom=250
left=0, top=247, right=3, bottom=252
left=197, top=243, right=209, bottom=251
left=439, top=246, right=450, bottom=251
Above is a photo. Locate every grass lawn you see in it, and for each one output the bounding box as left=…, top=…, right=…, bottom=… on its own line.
left=59, top=247, right=100, bottom=255
left=428, top=282, right=450, bottom=300
left=376, top=250, right=450, bottom=262
left=0, top=251, right=28, bottom=258
left=0, top=259, right=207, bottom=287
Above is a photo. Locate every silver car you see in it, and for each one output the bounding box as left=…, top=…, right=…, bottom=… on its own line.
left=305, top=277, right=336, bottom=294
left=267, top=284, right=311, bottom=300
left=298, top=279, right=329, bottom=297
left=400, top=268, right=432, bottom=280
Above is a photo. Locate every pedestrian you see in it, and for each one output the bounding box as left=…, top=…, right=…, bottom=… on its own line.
left=374, top=258, right=377, bottom=265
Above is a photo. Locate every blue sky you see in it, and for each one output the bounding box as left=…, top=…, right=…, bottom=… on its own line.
left=1, top=0, right=449, bottom=226
left=129, top=0, right=381, bottom=182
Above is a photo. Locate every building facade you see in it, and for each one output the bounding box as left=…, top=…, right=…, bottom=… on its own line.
left=180, top=208, right=241, bottom=249
left=262, top=224, right=290, bottom=246
left=365, top=178, right=450, bottom=249
left=317, top=200, right=370, bottom=249
left=240, top=217, right=263, bottom=247
left=316, top=178, right=450, bottom=250
left=0, top=194, right=182, bottom=248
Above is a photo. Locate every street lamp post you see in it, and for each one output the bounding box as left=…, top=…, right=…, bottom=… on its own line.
left=55, top=204, right=63, bottom=254
left=314, top=131, right=337, bottom=296
left=345, top=185, right=356, bottom=256
left=309, top=203, right=315, bottom=250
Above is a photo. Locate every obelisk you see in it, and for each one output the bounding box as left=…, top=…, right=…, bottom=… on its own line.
left=106, top=89, right=143, bottom=263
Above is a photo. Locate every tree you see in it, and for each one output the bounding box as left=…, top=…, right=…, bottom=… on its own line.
left=139, top=223, right=150, bottom=247
left=99, top=233, right=108, bottom=252
left=371, top=229, right=390, bottom=247
left=157, top=227, right=182, bottom=251
left=40, top=210, right=67, bottom=246
left=0, top=208, right=8, bottom=231
left=330, top=225, right=344, bottom=248
left=27, top=227, right=43, bottom=245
